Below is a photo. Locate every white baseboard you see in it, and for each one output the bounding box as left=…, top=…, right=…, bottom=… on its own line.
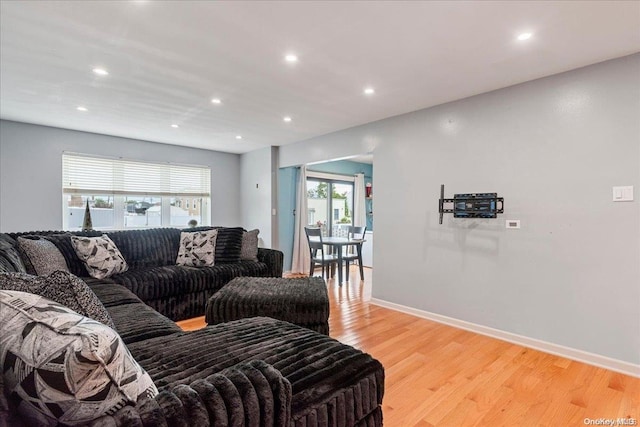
left=369, top=298, right=640, bottom=378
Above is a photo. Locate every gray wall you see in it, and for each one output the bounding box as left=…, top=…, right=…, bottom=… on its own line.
left=0, top=120, right=241, bottom=232
left=240, top=147, right=273, bottom=247
left=279, top=54, right=640, bottom=365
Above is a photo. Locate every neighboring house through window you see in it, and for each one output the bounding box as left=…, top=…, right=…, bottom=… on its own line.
left=62, top=153, right=211, bottom=230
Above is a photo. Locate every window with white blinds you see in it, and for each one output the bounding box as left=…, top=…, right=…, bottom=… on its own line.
left=62, top=153, right=210, bottom=197
left=62, top=153, right=211, bottom=230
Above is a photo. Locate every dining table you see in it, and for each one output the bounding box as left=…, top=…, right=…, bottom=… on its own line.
left=309, top=236, right=366, bottom=284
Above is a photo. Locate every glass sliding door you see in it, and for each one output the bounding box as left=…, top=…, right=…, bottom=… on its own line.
left=306, top=180, right=328, bottom=232
left=306, top=178, right=353, bottom=236
left=330, top=182, right=353, bottom=236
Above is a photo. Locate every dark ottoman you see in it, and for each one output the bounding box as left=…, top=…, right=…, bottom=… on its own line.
left=205, top=276, right=330, bottom=335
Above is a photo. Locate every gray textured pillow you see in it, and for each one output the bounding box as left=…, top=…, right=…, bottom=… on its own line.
left=17, top=236, right=69, bottom=276
left=0, top=271, right=115, bottom=329
left=71, top=234, right=128, bottom=279
left=241, top=229, right=260, bottom=261
left=176, top=229, right=218, bottom=267
left=0, top=290, right=157, bottom=426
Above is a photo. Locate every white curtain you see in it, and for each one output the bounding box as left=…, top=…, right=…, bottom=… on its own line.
left=353, top=173, right=366, bottom=228
left=291, top=166, right=310, bottom=274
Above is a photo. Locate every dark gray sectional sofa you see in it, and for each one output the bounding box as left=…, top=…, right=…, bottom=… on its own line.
left=5, top=227, right=283, bottom=321
left=95, top=281, right=384, bottom=426
left=0, top=228, right=385, bottom=426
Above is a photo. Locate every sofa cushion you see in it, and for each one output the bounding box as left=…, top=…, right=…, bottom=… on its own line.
left=16, top=236, right=69, bottom=276
left=241, top=229, right=260, bottom=261
left=109, top=302, right=186, bottom=345
left=0, top=271, right=115, bottom=329
left=71, top=234, right=129, bottom=279
left=127, top=317, right=384, bottom=426
left=87, top=280, right=145, bottom=308
left=88, top=282, right=183, bottom=345
left=110, top=262, right=269, bottom=301
left=176, top=229, right=218, bottom=267
left=83, top=359, right=293, bottom=427
left=0, top=290, right=158, bottom=426
left=0, top=234, right=26, bottom=273
left=107, top=228, right=182, bottom=270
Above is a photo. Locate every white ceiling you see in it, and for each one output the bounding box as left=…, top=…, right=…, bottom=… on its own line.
left=1, top=1, right=639, bottom=154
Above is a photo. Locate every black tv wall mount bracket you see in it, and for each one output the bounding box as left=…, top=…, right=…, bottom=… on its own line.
left=438, top=184, right=504, bottom=225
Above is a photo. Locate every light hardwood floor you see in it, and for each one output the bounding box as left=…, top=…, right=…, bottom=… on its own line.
left=177, top=267, right=640, bottom=426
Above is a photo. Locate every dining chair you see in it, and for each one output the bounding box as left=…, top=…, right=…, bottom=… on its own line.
left=333, top=223, right=349, bottom=238
left=304, top=226, right=339, bottom=279
left=343, top=226, right=366, bottom=281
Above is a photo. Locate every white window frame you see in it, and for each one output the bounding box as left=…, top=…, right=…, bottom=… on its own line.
left=62, top=153, right=211, bottom=230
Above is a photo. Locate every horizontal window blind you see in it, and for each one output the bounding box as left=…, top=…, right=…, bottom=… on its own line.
left=62, top=153, right=211, bottom=197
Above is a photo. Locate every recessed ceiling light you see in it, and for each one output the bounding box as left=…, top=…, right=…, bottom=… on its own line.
left=211, top=98, right=222, bottom=104
left=285, top=54, right=298, bottom=63
left=171, top=124, right=179, bottom=128
left=364, top=87, right=375, bottom=95
left=517, top=32, right=533, bottom=41
left=76, top=106, right=88, bottom=112
left=283, top=116, right=292, bottom=122
left=92, top=68, right=109, bottom=76
left=235, top=135, right=242, bottom=140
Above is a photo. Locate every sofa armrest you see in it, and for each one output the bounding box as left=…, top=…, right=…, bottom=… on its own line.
left=89, top=360, right=292, bottom=427
left=257, top=248, right=284, bottom=277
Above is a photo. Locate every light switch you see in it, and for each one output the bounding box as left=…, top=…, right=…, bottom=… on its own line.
left=614, top=188, right=623, bottom=200
left=612, top=186, right=634, bottom=202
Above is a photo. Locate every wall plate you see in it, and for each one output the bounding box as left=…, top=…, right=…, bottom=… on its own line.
left=612, top=186, right=634, bottom=202
left=506, top=220, right=520, bottom=229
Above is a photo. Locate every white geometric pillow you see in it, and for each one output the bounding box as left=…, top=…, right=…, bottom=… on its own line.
left=176, top=229, right=218, bottom=267
left=70, top=234, right=128, bottom=279
left=0, top=290, right=157, bottom=426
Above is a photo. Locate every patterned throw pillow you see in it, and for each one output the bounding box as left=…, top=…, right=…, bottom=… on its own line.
left=71, top=234, right=128, bottom=279
left=0, top=271, right=116, bottom=329
left=43, top=233, right=92, bottom=277
left=0, top=233, right=26, bottom=273
left=241, top=229, right=260, bottom=261
left=0, top=290, right=157, bottom=426
left=17, top=236, right=70, bottom=276
left=176, top=229, right=218, bottom=267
